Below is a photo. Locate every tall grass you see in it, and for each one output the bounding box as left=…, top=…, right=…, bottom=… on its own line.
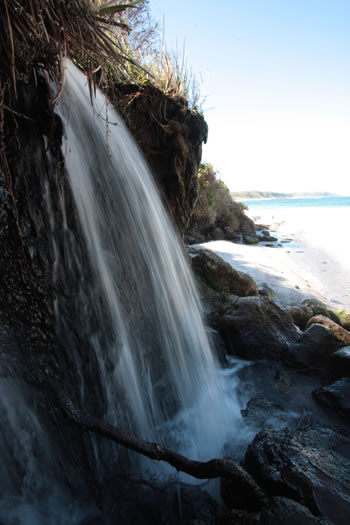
left=102, top=0, right=204, bottom=110
left=0, top=0, right=203, bottom=111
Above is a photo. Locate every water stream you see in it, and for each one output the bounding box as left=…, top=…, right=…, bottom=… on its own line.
left=59, top=61, right=243, bottom=461
left=0, top=62, right=246, bottom=523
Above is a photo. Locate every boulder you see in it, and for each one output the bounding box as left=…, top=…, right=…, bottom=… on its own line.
left=209, top=226, right=226, bottom=240
left=306, top=315, right=350, bottom=345
left=218, top=497, right=330, bottom=524
left=218, top=296, right=301, bottom=360
left=330, top=346, right=350, bottom=378
left=190, top=248, right=258, bottom=296
left=258, top=283, right=276, bottom=300
left=241, top=397, right=293, bottom=430
left=241, top=398, right=295, bottom=431
left=223, top=226, right=240, bottom=241
left=302, top=299, right=341, bottom=324
left=257, top=230, right=278, bottom=243
left=283, top=323, right=343, bottom=373
left=257, top=497, right=330, bottom=525
left=184, top=231, right=206, bottom=244
left=236, top=209, right=257, bottom=235
left=312, top=378, right=350, bottom=421
left=243, top=233, right=260, bottom=244
left=282, top=305, right=314, bottom=330
left=220, top=464, right=266, bottom=511
left=244, top=425, right=350, bottom=524
left=338, top=310, right=350, bottom=330
left=218, top=497, right=330, bottom=525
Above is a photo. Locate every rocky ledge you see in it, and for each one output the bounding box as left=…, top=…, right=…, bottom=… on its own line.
left=189, top=244, right=350, bottom=524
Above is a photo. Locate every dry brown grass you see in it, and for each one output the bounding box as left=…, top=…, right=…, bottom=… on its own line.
left=0, top=0, right=139, bottom=91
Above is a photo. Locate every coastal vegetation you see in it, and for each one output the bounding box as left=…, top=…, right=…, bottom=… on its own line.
left=188, top=162, right=256, bottom=241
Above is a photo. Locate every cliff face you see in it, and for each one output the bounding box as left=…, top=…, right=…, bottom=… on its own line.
left=114, top=83, right=208, bottom=234
left=0, top=76, right=58, bottom=368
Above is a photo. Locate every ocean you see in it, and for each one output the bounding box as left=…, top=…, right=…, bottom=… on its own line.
left=243, top=195, right=350, bottom=211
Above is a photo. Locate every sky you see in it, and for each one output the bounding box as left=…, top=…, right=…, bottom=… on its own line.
left=150, top=0, right=350, bottom=194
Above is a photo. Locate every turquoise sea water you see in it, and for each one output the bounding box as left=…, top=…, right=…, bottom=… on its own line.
left=243, top=195, right=350, bottom=210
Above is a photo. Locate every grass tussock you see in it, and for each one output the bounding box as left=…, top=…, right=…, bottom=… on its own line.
left=0, top=0, right=141, bottom=92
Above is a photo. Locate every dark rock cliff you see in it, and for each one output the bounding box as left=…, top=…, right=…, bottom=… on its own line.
left=113, top=83, right=208, bottom=234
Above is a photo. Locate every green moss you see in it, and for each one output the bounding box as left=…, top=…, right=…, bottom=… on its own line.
left=334, top=309, right=350, bottom=329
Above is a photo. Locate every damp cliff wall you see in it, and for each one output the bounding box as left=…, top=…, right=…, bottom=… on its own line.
left=114, top=83, right=208, bottom=234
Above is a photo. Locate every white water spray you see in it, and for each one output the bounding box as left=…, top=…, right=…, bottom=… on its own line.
left=58, top=62, right=243, bottom=461
left=0, top=62, right=247, bottom=524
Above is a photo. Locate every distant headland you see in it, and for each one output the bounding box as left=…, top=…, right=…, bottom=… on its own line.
left=231, top=190, right=337, bottom=200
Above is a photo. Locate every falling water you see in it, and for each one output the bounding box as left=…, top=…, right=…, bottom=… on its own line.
left=57, top=61, right=243, bottom=462
left=0, top=61, right=246, bottom=523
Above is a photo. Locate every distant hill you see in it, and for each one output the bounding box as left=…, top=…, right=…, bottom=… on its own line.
left=231, top=190, right=337, bottom=200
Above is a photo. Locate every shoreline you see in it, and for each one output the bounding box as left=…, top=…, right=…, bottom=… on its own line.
left=199, top=207, right=350, bottom=312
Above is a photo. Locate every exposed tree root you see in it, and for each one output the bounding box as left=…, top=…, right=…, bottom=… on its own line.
left=49, top=382, right=265, bottom=507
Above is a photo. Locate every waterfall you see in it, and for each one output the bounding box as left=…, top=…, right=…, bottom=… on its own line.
left=0, top=61, right=246, bottom=523
left=57, top=61, right=243, bottom=462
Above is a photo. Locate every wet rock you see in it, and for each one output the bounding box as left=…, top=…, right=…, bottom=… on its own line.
left=241, top=398, right=295, bottom=430
left=302, top=299, right=341, bottom=324
left=258, top=283, right=276, bottom=300
left=218, top=296, right=300, bottom=360
left=282, top=304, right=314, bottom=330
left=221, top=464, right=266, bottom=511
left=257, top=230, right=278, bottom=243
left=243, top=233, right=260, bottom=244
left=273, top=370, right=296, bottom=393
left=190, top=248, right=258, bottom=296
left=306, top=315, right=350, bottom=345
left=244, top=425, right=350, bottom=524
left=284, top=323, right=343, bottom=373
left=312, top=378, right=350, bottom=420
left=103, top=478, right=217, bottom=525
left=258, top=497, right=330, bottom=525
left=217, top=508, right=260, bottom=525
left=218, top=497, right=329, bottom=525
left=330, top=346, right=350, bottom=378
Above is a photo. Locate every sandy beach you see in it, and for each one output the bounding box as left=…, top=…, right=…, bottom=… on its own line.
left=199, top=206, right=350, bottom=312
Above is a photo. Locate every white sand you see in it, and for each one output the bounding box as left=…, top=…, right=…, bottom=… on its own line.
left=198, top=206, right=350, bottom=311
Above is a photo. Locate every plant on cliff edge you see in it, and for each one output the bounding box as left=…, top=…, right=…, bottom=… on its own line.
left=102, top=0, right=204, bottom=109
left=190, top=163, right=248, bottom=233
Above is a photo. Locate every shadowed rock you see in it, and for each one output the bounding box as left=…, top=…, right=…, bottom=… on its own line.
left=244, top=425, right=350, bottom=524
left=306, top=315, right=350, bottom=345
left=282, top=304, right=314, bottom=330
left=190, top=248, right=258, bottom=296
left=217, top=497, right=329, bottom=525
left=218, top=296, right=300, bottom=360
left=313, top=378, right=350, bottom=420
left=331, top=346, right=350, bottom=378
left=284, top=323, right=343, bottom=374
left=302, top=299, right=341, bottom=324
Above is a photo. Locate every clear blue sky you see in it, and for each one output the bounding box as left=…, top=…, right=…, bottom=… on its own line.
left=150, top=0, right=350, bottom=194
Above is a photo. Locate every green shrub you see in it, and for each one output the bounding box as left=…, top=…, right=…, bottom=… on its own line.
left=190, top=163, right=244, bottom=232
